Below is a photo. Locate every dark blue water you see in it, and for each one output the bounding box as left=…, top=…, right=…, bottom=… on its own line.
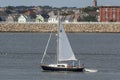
left=0, top=33, right=120, bottom=80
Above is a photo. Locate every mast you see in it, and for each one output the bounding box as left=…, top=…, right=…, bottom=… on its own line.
left=57, top=11, right=60, bottom=64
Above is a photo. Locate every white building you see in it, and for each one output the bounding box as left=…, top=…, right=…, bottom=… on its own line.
left=48, top=16, right=58, bottom=23
left=18, top=14, right=31, bottom=23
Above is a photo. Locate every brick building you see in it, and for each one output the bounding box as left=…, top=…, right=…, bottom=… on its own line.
left=99, top=6, right=120, bottom=22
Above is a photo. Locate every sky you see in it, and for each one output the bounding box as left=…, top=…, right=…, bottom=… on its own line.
left=0, top=0, right=120, bottom=8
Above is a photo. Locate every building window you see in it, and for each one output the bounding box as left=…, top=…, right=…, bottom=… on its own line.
left=113, top=14, right=115, bottom=19
left=105, top=8, right=108, bottom=12
left=105, top=14, right=108, bottom=19
left=112, top=8, right=115, bottom=12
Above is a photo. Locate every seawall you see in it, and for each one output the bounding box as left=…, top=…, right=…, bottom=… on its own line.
left=0, top=22, right=120, bottom=33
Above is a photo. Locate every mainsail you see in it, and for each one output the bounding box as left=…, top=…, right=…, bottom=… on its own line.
left=58, top=23, right=77, bottom=61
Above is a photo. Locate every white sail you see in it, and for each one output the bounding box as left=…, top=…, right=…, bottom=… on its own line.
left=58, top=23, right=77, bottom=61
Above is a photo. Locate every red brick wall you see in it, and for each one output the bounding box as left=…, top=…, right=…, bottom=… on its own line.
left=100, top=6, right=120, bottom=22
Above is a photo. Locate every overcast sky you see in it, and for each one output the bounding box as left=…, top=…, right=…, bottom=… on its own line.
left=0, top=0, right=120, bottom=7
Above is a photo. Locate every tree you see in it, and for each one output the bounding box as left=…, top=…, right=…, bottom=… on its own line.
left=5, top=10, right=12, bottom=14
left=6, top=6, right=14, bottom=10
left=5, top=6, right=14, bottom=14
left=83, top=15, right=97, bottom=22
left=42, top=6, right=52, bottom=9
left=30, top=12, right=36, bottom=19
left=83, top=6, right=98, bottom=13
left=61, top=12, right=69, bottom=16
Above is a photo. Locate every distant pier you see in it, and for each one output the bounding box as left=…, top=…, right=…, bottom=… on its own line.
left=0, top=22, right=120, bottom=33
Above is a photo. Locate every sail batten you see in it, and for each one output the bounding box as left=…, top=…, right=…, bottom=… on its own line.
left=58, top=23, right=77, bottom=61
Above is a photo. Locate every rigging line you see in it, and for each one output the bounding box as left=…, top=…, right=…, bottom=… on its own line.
left=41, top=29, right=53, bottom=64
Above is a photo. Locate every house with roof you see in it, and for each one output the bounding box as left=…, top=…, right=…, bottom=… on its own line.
left=18, top=14, right=31, bottom=23
left=48, top=16, right=58, bottom=23
left=73, top=15, right=80, bottom=22
left=73, top=10, right=81, bottom=22
left=6, top=14, right=19, bottom=22
left=36, top=14, right=44, bottom=22
left=61, top=16, right=66, bottom=22
left=64, top=15, right=74, bottom=23
left=6, top=15, right=14, bottom=22
left=48, top=11, right=55, bottom=17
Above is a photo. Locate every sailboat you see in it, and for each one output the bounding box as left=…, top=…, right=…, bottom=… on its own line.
left=41, top=16, right=85, bottom=72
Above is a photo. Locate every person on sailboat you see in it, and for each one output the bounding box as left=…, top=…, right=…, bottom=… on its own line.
left=72, top=61, right=77, bottom=67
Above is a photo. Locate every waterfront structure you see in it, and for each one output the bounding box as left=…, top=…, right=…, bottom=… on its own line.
left=99, top=6, right=120, bottom=22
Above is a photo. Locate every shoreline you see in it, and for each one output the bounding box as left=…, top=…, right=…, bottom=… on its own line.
left=0, top=22, right=120, bottom=33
